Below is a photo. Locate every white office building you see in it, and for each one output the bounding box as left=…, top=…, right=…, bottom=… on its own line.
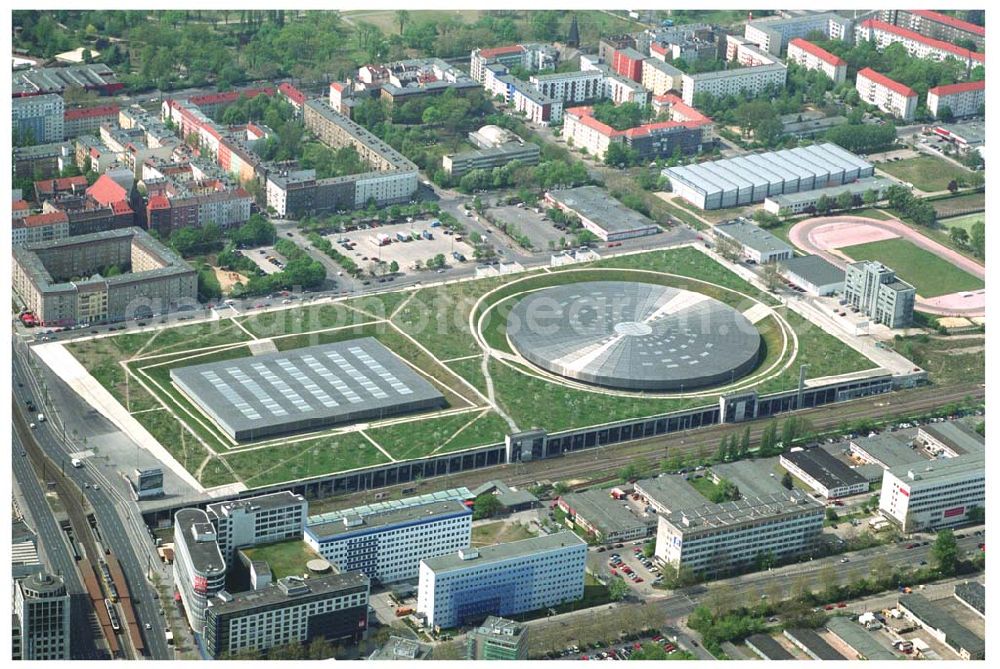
left=654, top=492, right=824, bottom=576
left=879, top=454, right=985, bottom=532
left=206, top=492, right=308, bottom=564
left=173, top=508, right=228, bottom=634
left=417, top=533, right=587, bottom=629
left=786, top=38, right=847, bottom=84
left=856, top=68, right=917, bottom=121
left=927, top=81, right=985, bottom=119
left=14, top=572, right=71, bottom=660
left=304, top=498, right=472, bottom=584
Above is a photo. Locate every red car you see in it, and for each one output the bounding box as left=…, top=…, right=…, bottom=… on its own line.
left=824, top=605, right=835, bottom=610
left=581, top=655, right=589, bottom=661
left=633, top=642, right=642, bottom=651
left=611, top=569, right=618, bottom=576
left=837, top=602, right=847, bottom=608
left=635, top=577, right=644, bottom=583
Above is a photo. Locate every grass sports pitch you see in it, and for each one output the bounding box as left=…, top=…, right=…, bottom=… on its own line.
left=839, top=237, right=984, bottom=297
left=877, top=155, right=974, bottom=193
left=66, top=247, right=878, bottom=491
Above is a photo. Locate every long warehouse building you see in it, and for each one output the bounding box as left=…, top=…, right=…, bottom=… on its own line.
left=663, top=143, right=874, bottom=210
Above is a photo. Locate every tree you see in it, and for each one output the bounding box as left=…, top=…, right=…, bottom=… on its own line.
left=629, top=643, right=669, bottom=660
left=931, top=529, right=958, bottom=575
left=949, top=227, right=970, bottom=247
left=781, top=471, right=794, bottom=490
left=825, top=508, right=839, bottom=522
left=394, top=9, right=410, bottom=34
left=388, top=260, right=399, bottom=274
left=715, top=235, right=743, bottom=262
left=762, top=262, right=783, bottom=292
left=619, top=462, right=643, bottom=483
left=717, top=435, right=730, bottom=462
left=608, top=576, right=630, bottom=602
left=947, top=179, right=959, bottom=193
left=862, top=189, right=878, bottom=205
left=307, top=637, right=335, bottom=660
left=740, top=427, right=751, bottom=457
left=473, top=493, right=504, bottom=520
left=816, top=195, right=832, bottom=215
left=970, top=221, right=985, bottom=258
left=836, top=190, right=854, bottom=211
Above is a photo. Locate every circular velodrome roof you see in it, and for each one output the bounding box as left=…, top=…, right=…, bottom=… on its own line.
left=506, top=281, right=763, bottom=391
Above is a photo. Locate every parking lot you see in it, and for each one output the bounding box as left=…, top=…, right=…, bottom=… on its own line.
left=329, top=219, right=476, bottom=275
left=485, top=204, right=567, bottom=251
left=244, top=245, right=287, bottom=275
left=590, top=540, right=662, bottom=596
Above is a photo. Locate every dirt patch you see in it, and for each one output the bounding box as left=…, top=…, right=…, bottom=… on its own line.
left=213, top=266, right=249, bottom=293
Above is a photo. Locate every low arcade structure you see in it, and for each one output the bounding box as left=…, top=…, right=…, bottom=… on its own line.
left=171, top=338, right=446, bottom=441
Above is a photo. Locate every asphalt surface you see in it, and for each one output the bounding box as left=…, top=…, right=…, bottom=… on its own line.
left=13, top=342, right=171, bottom=660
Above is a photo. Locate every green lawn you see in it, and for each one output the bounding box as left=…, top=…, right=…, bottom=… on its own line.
left=241, top=540, right=323, bottom=579
left=877, top=156, right=973, bottom=192
left=942, top=212, right=984, bottom=233
left=224, top=433, right=390, bottom=488
left=365, top=410, right=509, bottom=461
left=840, top=238, right=983, bottom=297
left=471, top=521, right=536, bottom=547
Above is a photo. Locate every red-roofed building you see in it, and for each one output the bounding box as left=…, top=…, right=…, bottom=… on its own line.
left=146, top=195, right=173, bottom=232
left=470, top=45, right=526, bottom=82
left=927, top=80, right=985, bottom=119
left=277, top=82, right=307, bottom=111
left=34, top=175, right=88, bottom=202
left=787, top=39, right=847, bottom=84
left=13, top=210, right=70, bottom=245
left=63, top=104, right=120, bottom=139
left=13, top=199, right=31, bottom=221
left=856, top=19, right=984, bottom=66
left=188, top=87, right=274, bottom=116
left=86, top=174, right=135, bottom=228
left=563, top=104, right=712, bottom=161
left=856, top=68, right=917, bottom=121
left=882, top=9, right=985, bottom=51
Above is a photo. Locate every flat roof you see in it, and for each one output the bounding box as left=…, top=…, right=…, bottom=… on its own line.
left=934, top=122, right=985, bottom=145
left=560, top=489, right=653, bottom=535
left=709, top=460, right=790, bottom=498
left=207, top=491, right=304, bottom=519
left=175, top=508, right=225, bottom=575
left=206, top=572, right=368, bottom=617
left=849, top=433, right=925, bottom=469
left=919, top=421, right=984, bottom=456
left=470, top=480, right=538, bottom=508
left=784, top=628, right=847, bottom=660
left=954, top=582, right=985, bottom=615
left=714, top=220, right=793, bottom=256
left=898, top=594, right=985, bottom=656
left=421, top=532, right=586, bottom=573
left=170, top=338, right=446, bottom=441
left=824, top=617, right=896, bottom=660
left=778, top=254, right=845, bottom=288
left=306, top=499, right=470, bottom=541
left=369, top=636, right=434, bottom=661
left=887, top=452, right=985, bottom=484
left=307, top=487, right=472, bottom=527
left=634, top=475, right=706, bottom=512
left=782, top=448, right=868, bottom=490
left=767, top=177, right=894, bottom=207
left=547, top=186, right=659, bottom=235
left=745, top=634, right=796, bottom=660
left=663, top=491, right=822, bottom=533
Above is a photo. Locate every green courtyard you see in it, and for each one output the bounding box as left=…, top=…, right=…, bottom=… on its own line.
left=840, top=238, right=984, bottom=297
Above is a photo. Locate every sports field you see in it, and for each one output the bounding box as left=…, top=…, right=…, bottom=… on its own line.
left=942, top=212, right=984, bottom=234
left=877, top=155, right=973, bottom=193
left=66, top=247, right=878, bottom=491
left=840, top=238, right=985, bottom=297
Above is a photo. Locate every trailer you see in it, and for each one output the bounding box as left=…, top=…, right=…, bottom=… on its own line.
left=421, top=229, right=433, bottom=240
left=395, top=231, right=409, bottom=242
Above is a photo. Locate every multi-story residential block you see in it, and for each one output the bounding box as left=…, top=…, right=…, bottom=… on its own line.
left=611, top=47, right=646, bottom=83
left=843, top=260, right=916, bottom=329
left=13, top=93, right=65, bottom=144
left=855, top=68, right=917, bottom=121
left=603, top=70, right=649, bottom=106
left=562, top=103, right=709, bottom=163
left=374, top=58, right=481, bottom=108
left=12, top=227, right=198, bottom=326
left=33, top=175, right=89, bottom=203
left=654, top=491, right=825, bottom=577
left=277, top=82, right=308, bottom=113
left=926, top=81, right=985, bottom=119
left=304, top=498, right=471, bottom=584
left=529, top=70, right=605, bottom=104
left=511, top=83, right=563, bottom=125
left=13, top=572, right=71, bottom=660
left=786, top=38, right=847, bottom=84
left=417, top=533, right=587, bottom=629
left=641, top=59, right=684, bottom=96
left=203, top=573, right=370, bottom=659
left=680, top=61, right=787, bottom=106
left=726, top=35, right=779, bottom=67
left=14, top=141, right=74, bottom=179
left=467, top=617, right=529, bottom=660
left=598, top=35, right=637, bottom=64
left=647, top=23, right=721, bottom=63
left=13, top=199, right=31, bottom=221
left=879, top=453, right=985, bottom=532
left=744, top=12, right=853, bottom=55
left=470, top=44, right=558, bottom=83
left=878, top=9, right=985, bottom=52
left=63, top=104, right=119, bottom=140
left=12, top=211, right=70, bottom=246
left=855, top=19, right=985, bottom=69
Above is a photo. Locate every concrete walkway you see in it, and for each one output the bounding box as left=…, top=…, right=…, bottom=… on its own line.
left=32, top=342, right=207, bottom=492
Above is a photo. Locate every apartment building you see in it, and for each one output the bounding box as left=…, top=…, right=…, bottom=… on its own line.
left=611, top=47, right=645, bottom=83
left=63, top=104, right=119, bottom=140
left=744, top=12, right=853, bottom=55
left=12, top=211, right=70, bottom=246
left=14, top=141, right=73, bottom=179
left=530, top=70, right=605, bottom=104
left=512, top=83, right=563, bottom=125
left=879, top=453, right=985, bottom=532
left=13, top=572, right=71, bottom=660
left=277, top=81, right=308, bottom=112
left=304, top=499, right=472, bottom=584
left=786, top=39, right=847, bottom=84
left=562, top=105, right=708, bottom=163
left=654, top=492, right=825, bottom=577
left=603, top=71, right=649, bottom=106
left=926, top=81, right=985, bottom=119
left=417, top=533, right=587, bottom=629
left=13, top=93, right=65, bottom=144
left=680, top=62, right=787, bottom=106
left=855, top=68, right=917, bottom=121
left=855, top=19, right=985, bottom=69
left=641, top=59, right=684, bottom=96
left=203, top=573, right=370, bottom=659
left=843, top=260, right=916, bottom=328
left=879, top=9, right=984, bottom=52
left=469, top=44, right=558, bottom=83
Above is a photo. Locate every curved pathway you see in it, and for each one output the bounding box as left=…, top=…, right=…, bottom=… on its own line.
left=788, top=215, right=985, bottom=317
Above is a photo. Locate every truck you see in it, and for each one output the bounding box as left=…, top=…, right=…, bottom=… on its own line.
left=395, top=231, right=409, bottom=242
left=411, top=230, right=421, bottom=241
left=371, top=233, right=391, bottom=247
left=421, top=229, right=433, bottom=240
left=71, top=458, right=83, bottom=468
left=37, top=413, right=45, bottom=423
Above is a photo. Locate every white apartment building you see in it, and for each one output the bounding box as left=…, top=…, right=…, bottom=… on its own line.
left=417, top=533, right=587, bottom=629
left=530, top=70, right=605, bottom=104
left=856, top=68, right=917, bottom=121
left=879, top=454, right=985, bottom=532
left=512, top=85, right=563, bottom=125
left=786, top=38, right=847, bottom=84
left=13, top=93, right=65, bottom=144
left=654, top=492, right=825, bottom=576
left=604, top=71, right=648, bottom=106
left=206, top=492, right=307, bottom=564
left=681, top=63, right=787, bottom=105
left=173, top=508, right=228, bottom=634
left=304, top=499, right=472, bottom=584
left=855, top=19, right=985, bottom=69
left=353, top=170, right=419, bottom=208
left=14, top=572, right=71, bottom=660
left=744, top=12, right=853, bottom=55
left=927, top=81, right=985, bottom=119
left=641, top=59, right=684, bottom=96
